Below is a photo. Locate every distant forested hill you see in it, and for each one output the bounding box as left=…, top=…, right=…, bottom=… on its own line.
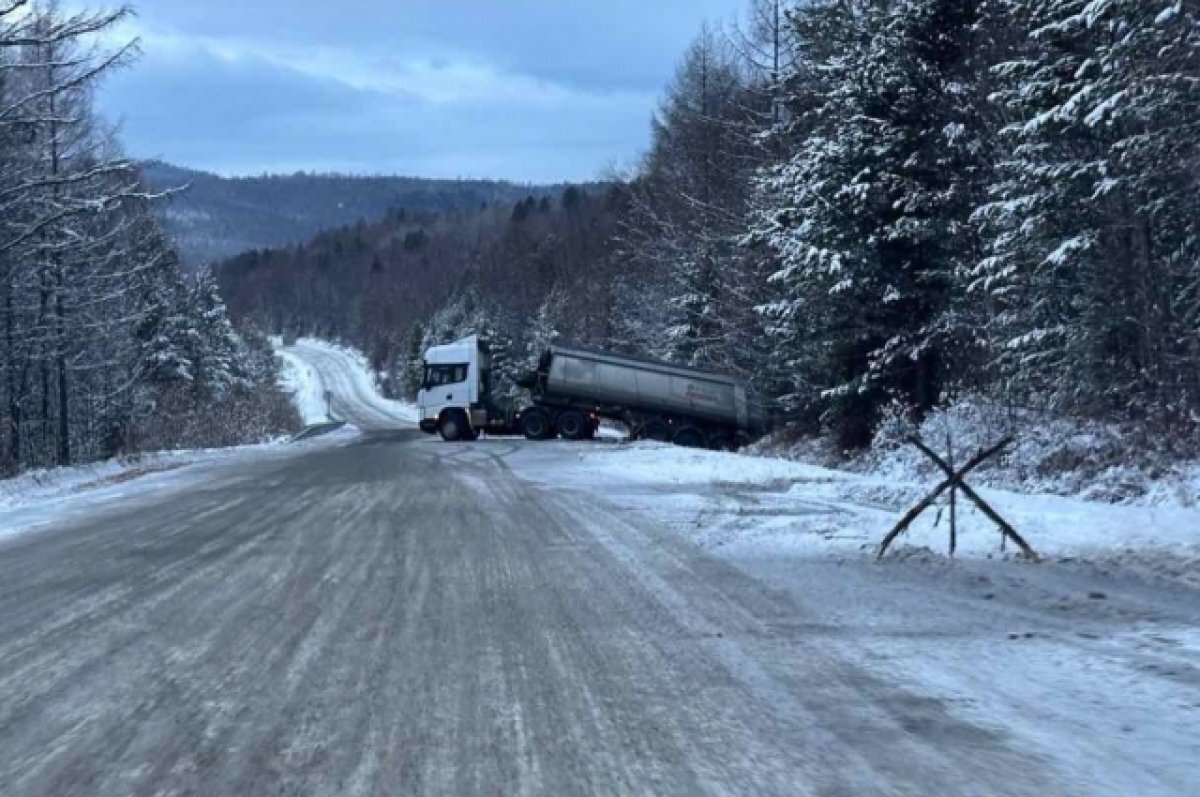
left=139, top=161, right=552, bottom=268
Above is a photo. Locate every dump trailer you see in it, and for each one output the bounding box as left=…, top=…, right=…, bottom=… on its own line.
left=417, top=335, right=763, bottom=448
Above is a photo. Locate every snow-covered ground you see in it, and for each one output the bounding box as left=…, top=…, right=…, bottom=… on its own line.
left=508, top=440, right=1200, bottom=577
left=501, top=439, right=1200, bottom=795
left=767, top=397, right=1200, bottom=508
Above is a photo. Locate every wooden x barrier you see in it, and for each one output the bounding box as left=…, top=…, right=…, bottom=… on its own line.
left=877, top=435, right=1039, bottom=561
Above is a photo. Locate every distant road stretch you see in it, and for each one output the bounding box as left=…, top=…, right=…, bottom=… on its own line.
left=284, top=342, right=416, bottom=432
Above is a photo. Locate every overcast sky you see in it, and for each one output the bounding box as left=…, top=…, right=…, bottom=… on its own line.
left=92, top=1, right=746, bottom=183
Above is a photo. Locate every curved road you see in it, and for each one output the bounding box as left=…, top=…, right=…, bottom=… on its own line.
left=0, top=346, right=1188, bottom=794
left=284, top=341, right=416, bottom=432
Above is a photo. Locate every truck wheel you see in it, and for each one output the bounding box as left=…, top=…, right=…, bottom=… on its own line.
left=521, top=409, right=552, bottom=440
left=439, top=412, right=467, bottom=442
left=673, top=427, right=706, bottom=448
left=640, top=420, right=672, bottom=443
left=556, top=410, right=589, bottom=441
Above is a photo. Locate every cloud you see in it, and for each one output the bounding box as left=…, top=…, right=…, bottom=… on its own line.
left=88, top=0, right=746, bottom=180
left=116, top=19, right=609, bottom=107
left=97, top=27, right=651, bottom=181
left=111, top=0, right=745, bottom=92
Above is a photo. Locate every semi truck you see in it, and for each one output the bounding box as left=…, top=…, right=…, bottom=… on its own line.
left=416, top=335, right=763, bottom=448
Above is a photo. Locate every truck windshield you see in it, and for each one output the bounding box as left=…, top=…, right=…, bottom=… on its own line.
left=424, top=363, right=468, bottom=387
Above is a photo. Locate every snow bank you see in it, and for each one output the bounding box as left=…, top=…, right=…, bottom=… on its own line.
left=276, top=349, right=329, bottom=425
left=0, top=446, right=260, bottom=543
left=0, top=448, right=272, bottom=513
left=559, top=440, right=838, bottom=486
left=766, top=397, right=1200, bottom=508
left=0, top=431, right=358, bottom=545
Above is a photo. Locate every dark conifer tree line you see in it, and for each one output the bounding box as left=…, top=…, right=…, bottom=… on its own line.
left=1, top=2, right=298, bottom=478
left=218, top=0, right=1200, bottom=452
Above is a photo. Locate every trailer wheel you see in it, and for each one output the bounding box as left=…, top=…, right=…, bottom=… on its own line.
left=521, top=409, right=552, bottom=440
left=439, top=411, right=469, bottom=442
left=640, top=420, right=672, bottom=443
left=556, top=410, right=590, bottom=441
left=673, top=427, right=706, bottom=449
left=708, top=434, right=735, bottom=452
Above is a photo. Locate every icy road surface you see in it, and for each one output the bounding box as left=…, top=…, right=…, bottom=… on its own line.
left=0, top=433, right=1088, bottom=795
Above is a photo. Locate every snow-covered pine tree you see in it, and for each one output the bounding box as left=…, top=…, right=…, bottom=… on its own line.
left=751, top=0, right=993, bottom=446
left=190, top=270, right=249, bottom=396
left=399, top=320, right=427, bottom=399
left=524, top=284, right=569, bottom=364
left=136, top=256, right=196, bottom=387
left=975, top=0, right=1200, bottom=431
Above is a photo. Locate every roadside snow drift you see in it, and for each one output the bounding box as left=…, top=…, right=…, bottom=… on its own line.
left=276, top=349, right=330, bottom=426
left=508, top=440, right=1200, bottom=577
left=0, top=436, right=355, bottom=544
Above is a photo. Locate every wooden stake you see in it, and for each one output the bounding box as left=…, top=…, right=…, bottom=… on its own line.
left=947, top=430, right=957, bottom=558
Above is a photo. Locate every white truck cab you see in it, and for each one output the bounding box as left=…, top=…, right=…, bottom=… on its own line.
left=417, top=335, right=486, bottom=440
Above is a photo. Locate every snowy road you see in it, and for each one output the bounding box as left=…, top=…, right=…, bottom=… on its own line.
left=283, top=340, right=416, bottom=431
left=0, top=346, right=1196, bottom=795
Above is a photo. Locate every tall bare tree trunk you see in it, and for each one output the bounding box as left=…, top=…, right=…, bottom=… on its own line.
left=55, top=277, right=69, bottom=465
left=3, top=282, right=19, bottom=471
